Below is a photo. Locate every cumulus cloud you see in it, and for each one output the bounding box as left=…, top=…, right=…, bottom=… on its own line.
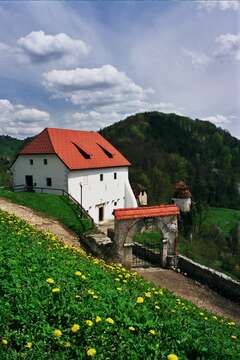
left=43, top=64, right=151, bottom=109
left=203, top=114, right=231, bottom=124
left=183, top=49, right=211, bottom=68
left=215, top=33, right=240, bottom=60
left=0, top=31, right=90, bottom=65
left=197, top=1, right=240, bottom=11
left=0, top=99, right=51, bottom=138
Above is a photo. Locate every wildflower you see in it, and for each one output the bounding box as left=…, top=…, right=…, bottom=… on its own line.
left=231, top=335, right=237, bottom=340
left=53, top=329, right=62, bottom=337
left=145, top=292, right=152, bottom=298
left=85, top=320, right=93, bottom=327
left=87, top=290, right=95, bottom=295
left=75, top=295, right=80, bottom=299
left=199, top=312, right=204, bottom=316
left=24, top=342, right=32, bottom=349
left=81, top=275, right=86, bottom=280
left=106, top=317, right=115, bottom=324
left=87, top=348, right=96, bottom=357
left=116, top=287, right=122, bottom=291
left=228, top=321, right=236, bottom=326
left=149, top=329, right=156, bottom=335
left=64, top=341, right=71, bottom=348
left=71, top=324, right=80, bottom=333
left=155, top=305, right=160, bottom=310
left=95, top=316, right=102, bottom=323
left=204, top=317, right=208, bottom=321
left=1, top=339, right=8, bottom=345
left=136, top=297, right=144, bottom=304
left=213, top=316, right=218, bottom=320
left=52, top=288, right=60, bottom=293
left=128, top=326, right=135, bottom=331
left=75, top=271, right=82, bottom=276
left=46, top=278, right=54, bottom=284
left=167, top=354, right=179, bottom=360
left=93, top=295, right=98, bottom=299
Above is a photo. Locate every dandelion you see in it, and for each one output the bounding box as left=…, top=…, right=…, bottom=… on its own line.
left=128, top=326, right=135, bottom=331
left=81, top=275, right=86, bottom=280
left=204, top=317, right=208, bottom=321
left=1, top=339, right=8, bottom=345
left=71, top=324, right=80, bottom=333
left=155, top=305, right=160, bottom=310
left=95, top=316, right=102, bottom=323
left=145, top=292, right=152, bottom=298
left=92, top=295, right=98, bottom=299
left=167, top=354, right=179, bottom=360
left=24, top=342, right=32, bottom=349
left=87, top=290, right=95, bottom=295
left=75, top=271, right=81, bottom=276
left=52, top=288, right=60, bottom=293
left=213, top=316, right=218, bottom=320
left=85, top=320, right=93, bottom=327
left=231, top=335, right=237, bottom=340
left=87, top=348, right=96, bottom=357
left=106, top=317, right=115, bottom=324
left=46, top=278, right=54, bottom=284
left=64, top=341, right=71, bottom=348
left=53, top=329, right=62, bottom=337
left=149, top=329, right=156, bottom=335
left=136, top=297, right=144, bottom=304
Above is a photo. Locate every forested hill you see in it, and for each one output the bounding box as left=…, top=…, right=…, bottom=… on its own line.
left=101, top=112, right=240, bottom=208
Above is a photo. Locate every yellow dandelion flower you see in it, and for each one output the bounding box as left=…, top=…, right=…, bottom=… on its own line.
left=136, top=296, right=144, bottom=304
left=95, top=316, right=102, bottom=323
left=85, top=320, right=93, bottom=327
left=24, top=342, right=32, bottom=349
left=87, top=290, right=95, bottom=295
left=75, top=271, right=82, bottom=276
left=71, top=324, right=80, bottom=333
left=149, top=329, right=156, bottom=335
left=167, top=354, right=179, bottom=360
left=2, top=339, right=8, bottom=345
left=106, top=317, right=115, bottom=324
left=92, top=295, right=98, bottom=299
left=81, top=275, right=86, bottom=280
left=52, top=288, right=60, bottom=293
left=228, top=321, right=236, bottom=326
left=145, top=292, right=152, bottom=298
left=64, top=341, right=71, bottom=348
left=155, top=305, right=160, bottom=310
left=86, top=348, right=96, bottom=357
left=204, top=317, right=208, bottom=320
left=53, top=329, right=62, bottom=337
left=128, top=326, right=135, bottom=331
left=46, top=278, right=54, bottom=284
left=231, top=335, right=237, bottom=340
left=213, top=316, right=218, bottom=320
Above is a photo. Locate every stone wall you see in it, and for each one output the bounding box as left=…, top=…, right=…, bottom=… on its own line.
left=178, top=255, right=240, bottom=303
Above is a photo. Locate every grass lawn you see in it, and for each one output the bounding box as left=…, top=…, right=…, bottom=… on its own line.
left=133, top=232, right=163, bottom=250
left=0, top=209, right=240, bottom=359
left=0, top=189, right=92, bottom=234
left=202, top=207, right=240, bottom=237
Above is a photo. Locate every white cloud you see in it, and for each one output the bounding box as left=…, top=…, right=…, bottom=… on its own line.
left=0, top=99, right=51, bottom=138
left=215, top=33, right=240, bottom=60
left=43, top=64, right=151, bottom=109
left=183, top=49, right=211, bottom=68
left=203, top=114, right=231, bottom=124
left=197, top=1, right=240, bottom=11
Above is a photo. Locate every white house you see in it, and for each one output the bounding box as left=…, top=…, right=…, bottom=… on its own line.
left=11, top=127, right=137, bottom=223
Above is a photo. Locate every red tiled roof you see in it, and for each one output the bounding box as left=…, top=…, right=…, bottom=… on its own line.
left=20, top=128, right=130, bottom=170
left=114, top=205, right=179, bottom=220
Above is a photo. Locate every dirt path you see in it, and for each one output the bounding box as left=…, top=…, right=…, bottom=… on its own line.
left=137, top=268, right=240, bottom=323
left=0, top=197, right=81, bottom=249
left=1, top=197, right=240, bottom=323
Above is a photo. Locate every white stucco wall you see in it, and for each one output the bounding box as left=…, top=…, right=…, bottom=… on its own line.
left=68, top=166, right=137, bottom=223
left=11, top=155, right=69, bottom=194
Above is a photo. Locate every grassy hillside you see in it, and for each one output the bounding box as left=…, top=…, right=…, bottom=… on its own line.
left=0, top=189, right=92, bottom=233
left=101, top=112, right=240, bottom=209
left=1, top=209, right=239, bottom=359
left=203, top=207, right=240, bottom=237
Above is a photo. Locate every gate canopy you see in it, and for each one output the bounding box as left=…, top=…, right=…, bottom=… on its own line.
left=114, top=205, right=179, bottom=220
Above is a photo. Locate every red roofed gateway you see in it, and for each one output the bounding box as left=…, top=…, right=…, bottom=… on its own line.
left=114, top=205, right=179, bottom=221
left=20, top=128, right=130, bottom=170
left=12, top=127, right=137, bottom=224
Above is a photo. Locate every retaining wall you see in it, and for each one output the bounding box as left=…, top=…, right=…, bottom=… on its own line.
left=178, top=255, right=240, bottom=303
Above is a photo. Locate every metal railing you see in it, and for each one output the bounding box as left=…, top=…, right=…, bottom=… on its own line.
left=7, top=185, right=94, bottom=225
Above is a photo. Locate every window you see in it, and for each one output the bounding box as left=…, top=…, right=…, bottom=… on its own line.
left=114, top=172, right=117, bottom=179
left=100, top=174, right=103, bottom=181
left=44, top=159, right=48, bottom=165
left=30, top=159, right=33, bottom=165
left=46, top=177, right=52, bottom=187
left=114, top=201, right=117, bottom=206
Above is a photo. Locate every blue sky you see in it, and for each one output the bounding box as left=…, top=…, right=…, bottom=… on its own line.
left=0, top=0, right=239, bottom=138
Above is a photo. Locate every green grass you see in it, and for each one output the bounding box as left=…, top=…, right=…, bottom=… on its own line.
left=133, top=232, right=163, bottom=250
left=0, top=209, right=240, bottom=359
left=202, top=207, right=240, bottom=237
left=0, top=189, right=92, bottom=234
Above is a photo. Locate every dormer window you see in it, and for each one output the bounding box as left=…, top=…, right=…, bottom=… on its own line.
left=72, top=142, right=91, bottom=159
left=97, top=143, right=113, bottom=158
left=30, top=159, right=33, bottom=165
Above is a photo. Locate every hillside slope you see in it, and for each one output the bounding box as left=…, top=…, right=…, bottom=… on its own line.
left=101, top=112, right=240, bottom=208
